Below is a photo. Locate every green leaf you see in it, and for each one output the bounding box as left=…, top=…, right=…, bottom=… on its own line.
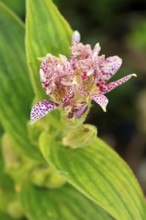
left=0, top=123, right=4, bottom=137
left=0, top=3, right=41, bottom=159
left=26, top=0, right=72, bottom=99
left=0, top=146, right=4, bottom=171
left=0, top=173, right=15, bottom=213
left=0, top=125, right=4, bottom=170
left=40, top=132, right=146, bottom=220
left=20, top=183, right=113, bottom=220
left=0, top=212, right=15, bottom=220
left=0, top=0, right=25, bottom=19
left=0, top=132, right=16, bottom=214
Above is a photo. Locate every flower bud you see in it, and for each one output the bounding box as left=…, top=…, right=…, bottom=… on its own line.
left=27, top=119, right=48, bottom=147
left=62, top=124, right=97, bottom=149
left=7, top=200, right=24, bottom=219
left=31, top=165, right=66, bottom=189
left=2, top=134, right=20, bottom=169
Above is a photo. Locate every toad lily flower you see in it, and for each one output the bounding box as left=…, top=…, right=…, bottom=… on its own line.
left=30, top=31, right=136, bottom=124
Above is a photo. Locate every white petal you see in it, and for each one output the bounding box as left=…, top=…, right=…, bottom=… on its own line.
left=30, top=100, right=59, bottom=124
left=93, top=43, right=101, bottom=58
left=40, top=68, right=46, bottom=82
left=72, top=31, right=81, bottom=44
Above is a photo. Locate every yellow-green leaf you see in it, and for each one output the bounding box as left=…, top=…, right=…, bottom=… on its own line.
left=20, top=183, right=113, bottom=220
left=40, top=132, right=146, bottom=220
left=0, top=3, right=41, bottom=159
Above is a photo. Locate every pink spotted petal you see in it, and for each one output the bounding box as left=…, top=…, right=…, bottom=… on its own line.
left=30, top=100, right=59, bottom=124
left=90, top=93, right=108, bottom=112
left=100, top=56, right=122, bottom=82
left=62, top=88, right=74, bottom=104
left=100, top=73, right=137, bottom=94
left=77, top=84, right=86, bottom=97
left=74, top=103, right=88, bottom=118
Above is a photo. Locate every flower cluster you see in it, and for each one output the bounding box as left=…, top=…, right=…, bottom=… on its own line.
left=30, top=31, right=136, bottom=124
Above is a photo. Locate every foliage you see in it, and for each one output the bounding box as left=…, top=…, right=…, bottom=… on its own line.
left=0, top=0, right=146, bottom=220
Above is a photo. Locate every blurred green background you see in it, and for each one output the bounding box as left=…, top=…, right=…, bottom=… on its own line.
left=1, top=0, right=146, bottom=194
